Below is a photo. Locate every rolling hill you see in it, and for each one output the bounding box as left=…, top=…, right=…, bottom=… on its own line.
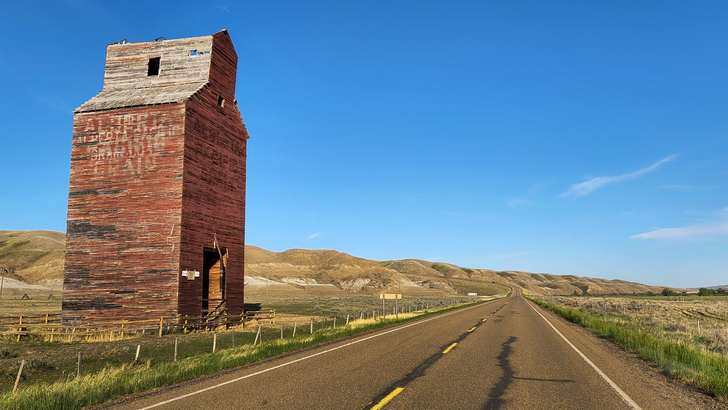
left=0, top=230, right=65, bottom=291
left=0, top=230, right=682, bottom=297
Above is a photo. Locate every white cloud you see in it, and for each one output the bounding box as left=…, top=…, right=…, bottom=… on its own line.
left=632, top=224, right=728, bottom=240
left=305, top=232, right=321, bottom=240
left=563, top=154, right=678, bottom=198
left=633, top=208, right=728, bottom=240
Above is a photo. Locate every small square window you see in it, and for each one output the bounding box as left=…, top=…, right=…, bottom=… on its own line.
left=148, top=57, right=161, bottom=76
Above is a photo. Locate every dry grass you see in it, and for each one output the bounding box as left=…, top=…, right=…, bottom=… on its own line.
left=0, top=299, right=61, bottom=317
left=538, top=295, right=728, bottom=356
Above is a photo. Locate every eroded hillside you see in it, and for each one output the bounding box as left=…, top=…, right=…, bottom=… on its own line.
left=0, top=230, right=677, bottom=296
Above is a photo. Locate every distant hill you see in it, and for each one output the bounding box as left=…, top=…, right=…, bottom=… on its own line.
left=0, top=230, right=65, bottom=290
left=244, top=246, right=676, bottom=296
left=0, top=230, right=686, bottom=296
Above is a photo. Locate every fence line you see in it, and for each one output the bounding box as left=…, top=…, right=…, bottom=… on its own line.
left=1, top=296, right=483, bottom=341
left=0, top=310, right=278, bottom=340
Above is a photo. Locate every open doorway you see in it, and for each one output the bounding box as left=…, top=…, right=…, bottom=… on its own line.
left=202, top=248, right=226, bottom=315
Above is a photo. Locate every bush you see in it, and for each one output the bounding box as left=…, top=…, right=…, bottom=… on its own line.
left=698, top=288, right=713, bottom=296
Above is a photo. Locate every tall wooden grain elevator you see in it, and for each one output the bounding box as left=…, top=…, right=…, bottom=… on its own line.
left=63, top=30, right=248, bottom=326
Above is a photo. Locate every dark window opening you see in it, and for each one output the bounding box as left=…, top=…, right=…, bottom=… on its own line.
left=147, top=57, right=161, bottom=76
left=217, top=96, right=225, bottom=108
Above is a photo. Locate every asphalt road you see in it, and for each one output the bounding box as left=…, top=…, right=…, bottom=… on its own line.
left=102, top=290, right=717, bottom=410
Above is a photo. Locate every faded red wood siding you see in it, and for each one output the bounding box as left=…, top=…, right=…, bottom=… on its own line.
left=208, top=31, right=237, bottom=104
left=63, top=105, right=185, bottom=325
left=178, top=87, right=248, bottom=318
left=63, top=30, right=247, bottom=326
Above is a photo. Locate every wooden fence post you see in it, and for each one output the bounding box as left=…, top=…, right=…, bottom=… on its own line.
left=159, top=317, right=164, bottom=337
left=293, top=322, right=297, bottom=337
left=280, top=325, right=283, bottom=340
left=17, top=315, right=22, bottom=342
left=135, top=345, right=140, bottom=361
left=77, top=351, right=82, bottom=378
left=13, top=359, right=25, bottom=394
left=333, top=317, right=336, bottom=329
left=174, top=337, right=178, bottom=362
left=213, top=334, right=217, bottom=353
left=310, top=318, right=313, bottom=334
left=254, top=325, right=262, bottom=345
left=346, top=315, right=350, bottom=326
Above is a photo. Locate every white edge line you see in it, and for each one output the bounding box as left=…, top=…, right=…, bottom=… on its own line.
left=139, top=303, right=484, bottom=410
left=526, top=300, right=643, bottom=410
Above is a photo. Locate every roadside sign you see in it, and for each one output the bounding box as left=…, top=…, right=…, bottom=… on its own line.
left=379, top=294, right=403, bottom=319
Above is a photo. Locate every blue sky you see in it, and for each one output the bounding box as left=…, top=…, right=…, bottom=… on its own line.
left=1, top=1, right=726, bottom=288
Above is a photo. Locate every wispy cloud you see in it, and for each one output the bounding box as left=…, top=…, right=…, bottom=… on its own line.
left=632, top=224, right=728, bottom=240
left=305, top=232, right=321, bottom=240
left=632, top=207, right=728, bottom=240
left=562, top=154, right=678, bottom=198
left=493, top=251, right=532, bottom=259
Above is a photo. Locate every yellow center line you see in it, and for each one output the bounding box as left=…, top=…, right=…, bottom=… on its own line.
left=442, top=342, right=457, bottom=354
left=371, top=387, right=404, bottom=410
left=468, top=326, right=476, bottom=332
left=482, top=318, right=487, bottom=322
